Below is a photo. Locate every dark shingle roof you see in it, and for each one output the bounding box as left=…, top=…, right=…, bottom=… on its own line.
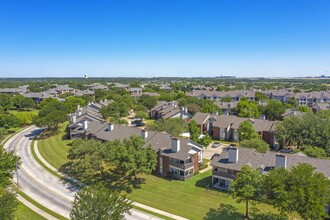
left=211, top=147, right=330, bottom=178
left=86, top=121, right=202, bottom=160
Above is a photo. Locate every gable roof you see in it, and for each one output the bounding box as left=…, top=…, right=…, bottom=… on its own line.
left=211, top=147, right=330, bottom=178
left=86, top=121, right=202, bottom=160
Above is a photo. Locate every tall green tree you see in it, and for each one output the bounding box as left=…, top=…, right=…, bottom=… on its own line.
left=264, top=164, right=330, bottom=220
left=264, top=99, right=285, bottom=120
left=236, top=99, right=260, bottom=118
left=239, top=138, right=269, bottom=153
left=0, top=94, right=12, bottom=112
left=64, top=96, right=85, bottom=113
left=108, top=136, right=157, bottom=181
left=148, top=118, right=187, bottom=137
left=188, top=120, right=200, bottom=142
left=230, top=165, right=263, bottom=219
left=21, top=97, right=35, bottom=110
left=0, top=147, right=20, bottom=219
left=238, top=121, right=259, bottom=141
left=11, top=95, right=25, bottom=109
left=70, top=183, right=131, bottom=220
left=138, top=95, right=158, bottom=110
left=0, top=187, right=18, bottom=220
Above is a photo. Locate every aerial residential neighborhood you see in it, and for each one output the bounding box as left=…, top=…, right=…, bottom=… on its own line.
left=1, top=1, right=330, bottom=220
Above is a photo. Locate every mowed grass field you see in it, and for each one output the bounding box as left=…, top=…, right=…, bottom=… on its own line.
left=38, top=122, right=72, bottom=170
left=16, top=202, right=46, bottom=220
left=128, top=171, right=280, bottom=220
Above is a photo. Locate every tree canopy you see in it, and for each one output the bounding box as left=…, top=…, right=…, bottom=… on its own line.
left=147, top=118, right=187, bottom=137
left=70, top=183, right=131, bottom=220
left=239, top=138, right=269, bottom=153
left=230, top=165, right=263, bottom=219
left=264, top=99, right=286, bottom=120
left=264, top=164, right=330, bottom=219
left=236, top=99, right=260, bottom=118
left=237, top=121, right=259, bottom=142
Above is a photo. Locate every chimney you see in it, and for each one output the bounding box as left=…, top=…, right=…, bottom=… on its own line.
left=172, top=138, right=180, bottom=152
left=228, top=147, right=239, bottom=163
left=108, top=123, right=114, bottom=131
left=82, top=120, right=88, bottom=130
left=72, top=115, right=76, bottom=123
left=275, top=154, right=287, bottom=169
left=141, top=129, right=148, bottom=139
left=184, top=107, right=188, bottom=114
left=77, top=104, right=80, bottom=111
left=78, top=110, right=82, bottom=116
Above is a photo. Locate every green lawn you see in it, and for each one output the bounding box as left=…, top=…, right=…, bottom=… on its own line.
left=38, top=122, right=72, bottom=170
left=128, top=171, right=279, bottom=220
left=16, top=202, right=46, bottom=220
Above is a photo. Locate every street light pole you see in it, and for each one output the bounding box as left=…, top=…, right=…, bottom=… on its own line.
left=16, top=160, right=19, bottom=187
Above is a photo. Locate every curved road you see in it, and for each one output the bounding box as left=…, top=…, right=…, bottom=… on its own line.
left=4, top=126, right=160, bottom=220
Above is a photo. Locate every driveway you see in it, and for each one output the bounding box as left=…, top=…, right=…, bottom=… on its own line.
left=203, top=143, right=227, bottom=160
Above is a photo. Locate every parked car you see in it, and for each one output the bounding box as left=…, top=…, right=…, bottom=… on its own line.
left=136, top=121, right=146, bottom=127
left=212, top=142, right=220, bottom=148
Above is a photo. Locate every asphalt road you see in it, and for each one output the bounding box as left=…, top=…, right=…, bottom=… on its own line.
left=4, top=126, right=161, bottom=220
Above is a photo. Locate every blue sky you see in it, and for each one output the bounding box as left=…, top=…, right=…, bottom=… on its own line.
left=0, top=0, right=329, bottom=78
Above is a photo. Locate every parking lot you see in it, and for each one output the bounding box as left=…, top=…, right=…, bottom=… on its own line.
left=203, top=142, right=227, bottom=160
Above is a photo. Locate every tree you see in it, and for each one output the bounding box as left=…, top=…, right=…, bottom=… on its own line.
left=0, top=94, right=12, bottom=112
left=66, top=136, right=157, bottom=188
left=238, top=121, right=259, bottom=141
left=239, top=138, right=269, bottom=153
left=0, top=114, right=20, bottom=129
left=134, top=111, right=149, bottom=120
left=36, top=100, right=68, bottom=133
left=0, top=186, right=18, bottom=220
left=297, top=105, right=312, bottom=113
left=138, top=95, right=158, bottom=110
left=201, top=103, right=221, bottom=114
left=21, top=97, right=35, bottom=110
left=264, top=164, right=330, bottom=220
left=109, top=136, right=157, bottom=181
left=0, top=148, right=20, bottom=219
left=79, top=95, right=94, bottom=106
left=0, top=147, right=20, bottom=188
left=230, top=165, right=263, bottom=219
left=11, top=94, right=25, bottom=109
left=100, top=102, right=129, bottom=119
left=284, top=97, right=298, bottom=109
left=188, top=120, right=200, bottom=142
left=148, top=118, right=187, bottom=137
left=64, top=96, right=85, bottom=113
left=264, top=100, right=285, bottom=120
left=236, top=99, right=260, bottom=118
left=255, top=92, right=269, bottom=102
left=302, top=146, right=327, bottom=159
left=37, top=110, right=68, bottom=133
left=70, top=183, right=131, bottom=220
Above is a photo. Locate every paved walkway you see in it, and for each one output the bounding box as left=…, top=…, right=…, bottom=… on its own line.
left=33, top=132, right=189, bottom=220
left=16, top=194, right=58, bottom=220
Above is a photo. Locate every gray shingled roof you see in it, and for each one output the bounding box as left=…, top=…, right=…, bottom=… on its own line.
left=86, top=121, right=202, bottom=160
left=191, top=112, right=210, bottom=125
left=211, top=115, right=276, bottom=132
left=211, top=147, right=330, bottom=178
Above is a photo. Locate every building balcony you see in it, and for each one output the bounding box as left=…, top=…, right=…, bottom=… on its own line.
left=212, top=169, right=236, bottom=179
left=169, top=161, right=194, bottom=170
left=170, top=172, right=195, bottom=181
